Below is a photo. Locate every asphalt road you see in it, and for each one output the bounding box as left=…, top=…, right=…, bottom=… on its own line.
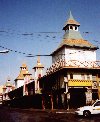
left=0, top=106, right=100, bottom=122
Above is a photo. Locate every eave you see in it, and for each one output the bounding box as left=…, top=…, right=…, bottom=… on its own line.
left=51, top=44, right=98, bottom=56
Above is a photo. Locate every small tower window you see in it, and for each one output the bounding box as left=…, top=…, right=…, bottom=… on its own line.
left=70, top=26, right=73, bottom=30
left=22, top=67, right=26, bottom=70
left=75, top=26, right=77, bottom=30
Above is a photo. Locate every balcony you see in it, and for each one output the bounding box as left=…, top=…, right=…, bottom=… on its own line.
left=46, top=59, right=100, bottom=75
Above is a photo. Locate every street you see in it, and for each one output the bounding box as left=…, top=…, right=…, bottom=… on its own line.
left=0, top=106, right=100, bottom=122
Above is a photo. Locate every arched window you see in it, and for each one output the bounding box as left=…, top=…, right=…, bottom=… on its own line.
left=70, top=26, right=73, bottom=30
left=75, top=26, right=77, bottom=30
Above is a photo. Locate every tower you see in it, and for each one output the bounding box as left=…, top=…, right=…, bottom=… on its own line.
left=3, top=77, right=12, bottom=100
left=41, top=11, right=100, bottom=108
left=63, top=11, right=80, bottom=32
left=51, top=11, right=98, bottom=64
left=33, top=56, right=44, bottom=93
left=15, top=63, right=33, bottom=89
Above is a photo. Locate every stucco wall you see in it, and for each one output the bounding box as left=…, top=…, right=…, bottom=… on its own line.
left=52, top=47, right=96, bottom=64
left=65, top=48, right=96, bottom=61
left=17, top=80, right=24, bottom=88
left=52, top=48, right=65, bottom=63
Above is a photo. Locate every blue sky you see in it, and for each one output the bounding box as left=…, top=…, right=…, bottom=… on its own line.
left=0, top=0, right=100, bottom=85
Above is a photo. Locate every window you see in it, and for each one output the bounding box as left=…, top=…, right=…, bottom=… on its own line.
left=70, top=26, right=73, bottom=30
left=22, top=67, right=26, bottom=70
left=87, top=74, right=90, bottom=80
left=70, top=73, right=73, bottom=79
left=94, top=101, right=100, bottom=106
left=92, top=74, right=96, bottom=81
left=81, top=74, right=85, bottom=80
left=75, top=26, right=77, bottom=30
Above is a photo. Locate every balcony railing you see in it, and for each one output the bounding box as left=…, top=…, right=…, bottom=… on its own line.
left=46, top=59, right=100, bottom=75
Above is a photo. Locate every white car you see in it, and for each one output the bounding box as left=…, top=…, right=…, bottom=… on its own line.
left=75, top=99, right=100, bottom=117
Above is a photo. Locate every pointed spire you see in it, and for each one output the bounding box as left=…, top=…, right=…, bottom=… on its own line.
left=4, top=77, right=12, bottom=87
left=63, top=11, right=80, bottom=30
left=37, top=56, right=40, bottom=64
left=15, top=63, right=33, bottom=81
left=7, top=76, right=10, bottom=81
left=20, top=63, right=27, bottom=68
left=68, top=11, right=74, bottom=20
left=67, top=11, right=80, bottom=25
left=33, top=56, right=44, bottom=69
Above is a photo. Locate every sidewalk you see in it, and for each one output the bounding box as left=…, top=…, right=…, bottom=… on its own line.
left=53, top=109, right=75, bottom=114
left=0, top=105, right=76, bottom=114
left=28, top=108, right=76, bottom=114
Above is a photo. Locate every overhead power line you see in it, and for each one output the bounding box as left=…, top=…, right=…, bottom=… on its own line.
left=26, top=54, right=51, bottom=57
left=0, top=45, right=51, bottom=57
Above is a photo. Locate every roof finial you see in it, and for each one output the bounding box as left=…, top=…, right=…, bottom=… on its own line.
left=69, top=11, right=74, bottom=20
left=37, top=55, right=40, bottom=64
left=63, top=11, right=80, bottom=30
left=7, top=76, right=10, bottom=81
left=33, top=56, right=44, bottom=69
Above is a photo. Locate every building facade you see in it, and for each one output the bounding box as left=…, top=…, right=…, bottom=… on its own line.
left=2, top=12, right=100, bottom=109
left=3, top=62, right=44, bottom=108
left=39, top=11, right=100, bottom=109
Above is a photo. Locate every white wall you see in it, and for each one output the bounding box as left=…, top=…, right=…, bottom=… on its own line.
left=17, top=80, right=24, bottom=88
left=52, top=47, right=96, bottom=64
left=65, top=48, right=96, bottom=61
left=52, top=48, right=65, bottom=63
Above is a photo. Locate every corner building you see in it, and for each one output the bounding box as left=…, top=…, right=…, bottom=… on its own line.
left=39, top=12, right=100, bottom=109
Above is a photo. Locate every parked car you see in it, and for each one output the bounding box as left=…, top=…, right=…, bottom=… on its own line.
left=75, top=99, right=100, bottom=117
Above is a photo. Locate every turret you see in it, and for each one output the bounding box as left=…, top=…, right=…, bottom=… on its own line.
left=33, top=56, right=44, bottom=79
left=63, top=11, right=80, bottom=32
left=33, top=56, right=44, bottom=93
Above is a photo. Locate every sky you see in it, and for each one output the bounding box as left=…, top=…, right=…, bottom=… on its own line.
left=0, top=0, right=100, bottom=85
